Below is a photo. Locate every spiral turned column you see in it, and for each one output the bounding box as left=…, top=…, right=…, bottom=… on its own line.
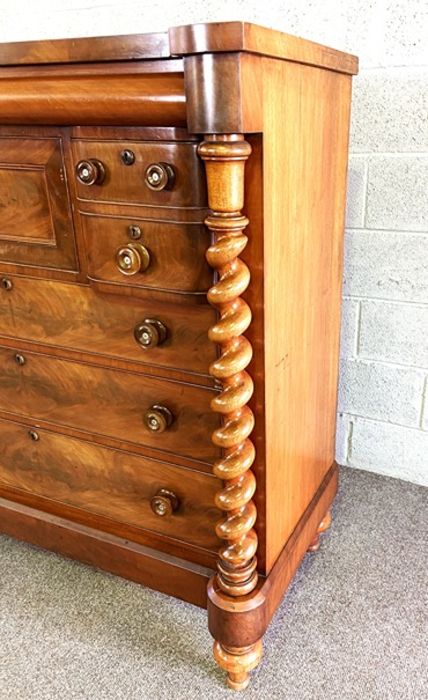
left=198, top=135, right=262, bottom=691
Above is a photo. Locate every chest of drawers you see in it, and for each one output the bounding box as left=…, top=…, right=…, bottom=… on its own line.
left=0, top=22, right=358, bottom=690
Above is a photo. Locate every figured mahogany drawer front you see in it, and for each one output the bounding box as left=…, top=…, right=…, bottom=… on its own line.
left=0, top=419, right=221, bottom=552
left=0, top=347, right=220, bottom=462
left=72, top=140, right=207, bottom=207
left=0, top=276, right=217, bottom=375
left=0, top=136, right=77, bottom=271
left=82, top=215, right=212, bottom=293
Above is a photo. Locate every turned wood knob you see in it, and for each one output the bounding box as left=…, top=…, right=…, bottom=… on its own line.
left=144, top=405, right=173, bottom=433
left=150, top=489, right=179, bottom=517
left=75, top=159, right=106, bottom=186
left=144, top=162, right=175, bottom=191
left=134, top=319, right=167, bottom=349
left=115, top=243, right=150, bottom=276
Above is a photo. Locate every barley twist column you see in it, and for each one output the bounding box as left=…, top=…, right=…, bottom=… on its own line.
left=198, top=135, right=262, bottom=691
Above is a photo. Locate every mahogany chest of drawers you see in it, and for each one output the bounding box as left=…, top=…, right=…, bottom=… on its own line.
left=0, top=22, right=358, bottom=690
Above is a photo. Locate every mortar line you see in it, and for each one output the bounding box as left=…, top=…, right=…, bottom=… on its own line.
left=340, top=355, right=428, bottom=372
left=419, top=376, right=428, bottom=429
left=346, top=419, right=354, bottom=465
left=362, top=161, right=370, bottom=229
left=342, top=294, right=428, bottom=308
left=355, top=300, right=362, bottom=356
left=345, top=227, right=428, bottom=235
left=339, top=411, right=428, bottom=432
left=349, top=151, right=428, bottom=157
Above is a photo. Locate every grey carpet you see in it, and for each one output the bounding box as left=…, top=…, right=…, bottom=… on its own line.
left=0, top=467, right=427, bottom=700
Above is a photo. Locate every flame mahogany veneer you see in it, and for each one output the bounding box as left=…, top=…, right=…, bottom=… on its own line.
left=0, top=22, right=358, bottom=691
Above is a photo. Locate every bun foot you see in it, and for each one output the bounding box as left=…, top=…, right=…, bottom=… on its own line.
left=307, top=508, right=332, bottom=552
left=213, top=639, right=263, bottom=691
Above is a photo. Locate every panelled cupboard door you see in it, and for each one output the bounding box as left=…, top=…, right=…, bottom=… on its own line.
left=0, top=135, right=78, bottom=271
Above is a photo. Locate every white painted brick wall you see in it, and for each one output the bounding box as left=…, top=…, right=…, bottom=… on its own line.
left=0, top=0, right=426, bottom=485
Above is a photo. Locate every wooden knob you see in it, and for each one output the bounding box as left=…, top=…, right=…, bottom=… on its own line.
left=150, top=489, right=179, bottom=517
left=75, top=159, right=106, bottom=186
left=134, top=319, right=167, bottom=349
left=115, top=243, right=150, bottom=276
left=144, top=162, right=175, bottom=191
left=144, top=405, right=173, bottom=433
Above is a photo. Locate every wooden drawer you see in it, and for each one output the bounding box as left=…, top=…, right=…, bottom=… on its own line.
left=82, top=214, right=212, bottom=293
left=0, top=419, right=221, bottom=552
left=0, top=276, right=216, bottom=376
left=72, top=139, right=207, bottom=207
left=0, top=135, right=77, bottom=271
left=0, top=346, right=220, bottom=462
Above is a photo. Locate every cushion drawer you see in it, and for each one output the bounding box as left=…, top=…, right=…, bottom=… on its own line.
left=0, top=276, right=217, bottom=375
left=0, top=419, right=221, bottom=552
left=0, top=347, right=220, bottom=463
left=82, top=214, right=212, bottom=293
left=0, top=135, right=77, bottom=271
left=72, top=139, right=207, bottom=207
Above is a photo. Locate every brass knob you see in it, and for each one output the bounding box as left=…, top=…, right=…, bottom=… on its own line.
left=144, top=162, right=175, bottom=191
left=144, top=405, right=173, bottom=433
left=134, top=319, right=167, bottom=350
left=75, top=159, right=106, bottom=186
left=115, top=243, right=150, bottom=276
left=15, top=353, right=26, bottom=366
left=1, top=278, right=13, bottom=291
left=150, top=489, right=179, bottom=517
left=28, top=430, right=39, bottom=442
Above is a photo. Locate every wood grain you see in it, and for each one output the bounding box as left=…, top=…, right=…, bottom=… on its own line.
left=0, top=346, right=220, bottom=462
left=0, top=135, right=77, bottom=270
left=170, top=21, right=358, bottom=74
left=0, top=418, right=221, bottom=551
left=72, top=139, right=207, bottom=207
left=0, top=73, right=186, bottom=126
left=0, top=275, right=217, bottom=377
left=0, top=496, right=213, bottom=608
left=260, top=58, right=353, bottom=571
left=0, top=32, right=171, bottom=65
left=82, top=215, right=212, bottom=294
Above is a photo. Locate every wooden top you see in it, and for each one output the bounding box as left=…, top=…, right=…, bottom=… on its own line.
left=0, top=22, right=358, bottom=75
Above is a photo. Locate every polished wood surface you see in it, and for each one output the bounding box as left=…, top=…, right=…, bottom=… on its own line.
left=0, top=32, right=171, bottom=65
left=0, top=496, right=213, bottom=607
left=0, top=276, right=216, bottom=377
left=0, top=418, right=221, bottom=552
left=261, top=59, right=352, bottom=571
left=207, top=463, right=338, bottom=646
left=0, top=22, right=357, bottom=692
left=199, top=135, right=261, bottom=689
left=0, top=346, right=220, bottom=462
left=307, top=508, right=333, bottom=552
left=83, top=215, right=212, bottom=294
left=170, top=22, right=358, bottom=74
left=0, top=135, right=77, bottom=270
left=0, top=72, right=186, bottom=126
left=72, top=139, right=206, bottom=207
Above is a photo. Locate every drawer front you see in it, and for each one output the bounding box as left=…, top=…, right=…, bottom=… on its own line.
left=72, top=139, right=207, bottom=207
left=82, top=214, right=212, bottom=293
left=0, top=419, right=221, bottom=551
left=0, top=347, right=220, bottom=462
left=0, top=136, right=77, bottom=271
left=0, top=276, right=217, bottom=375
